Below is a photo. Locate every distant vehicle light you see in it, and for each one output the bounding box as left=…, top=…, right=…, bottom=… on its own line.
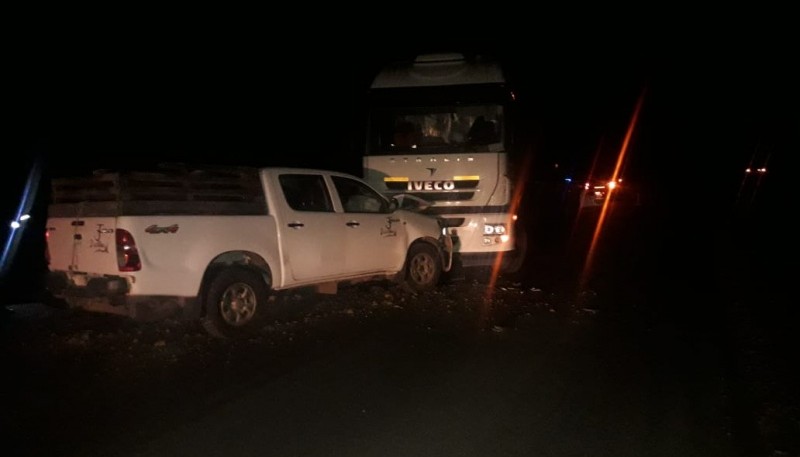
left=512, top=214, right=518, bottom=221
left=20, top=214, right=31, bottom=221
left=10, top=221, right=21, bottom=229
left=608, top=181, right=617, bottom=190
left=584, top=183, right=590, bottom=190
left=564, top=177, right=572, bottom=183
left=745, top=168, right=752, bottom=173
left=757, top=168, right=767, bottom=173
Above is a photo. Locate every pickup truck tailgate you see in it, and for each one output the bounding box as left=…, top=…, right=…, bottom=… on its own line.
left=47, top=217, right=119, bottom=274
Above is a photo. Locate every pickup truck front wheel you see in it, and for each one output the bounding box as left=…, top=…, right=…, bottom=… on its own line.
left=403, top=243, right=442, bottom=293
left=202, top=267, right=270, bottom=338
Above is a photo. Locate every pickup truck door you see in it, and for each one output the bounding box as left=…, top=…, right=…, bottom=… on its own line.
left=330, top=175, right=406, bottom=274
left=276, top=173, right=347, bottom=282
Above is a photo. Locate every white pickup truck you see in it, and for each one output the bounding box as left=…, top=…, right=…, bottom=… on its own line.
left=45, top=164, right=452, bottom=337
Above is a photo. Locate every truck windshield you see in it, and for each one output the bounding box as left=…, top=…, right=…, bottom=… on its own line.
left=369, top=104, right=505, bottom=155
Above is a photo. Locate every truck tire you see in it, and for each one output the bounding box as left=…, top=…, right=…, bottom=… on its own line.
left=503, top=225, right=528, bottom=274
left=201, top=267, right=270, bottom=338
left=403, top=243, right=442, bottom=293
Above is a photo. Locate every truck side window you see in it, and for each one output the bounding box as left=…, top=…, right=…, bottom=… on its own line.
left=279, top=174, right=334, bottom=212
left=331, top=176, right=389, bottom=214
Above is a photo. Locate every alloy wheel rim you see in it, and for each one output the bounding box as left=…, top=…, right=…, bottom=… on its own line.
left=219, top=282, right=257, bottom=326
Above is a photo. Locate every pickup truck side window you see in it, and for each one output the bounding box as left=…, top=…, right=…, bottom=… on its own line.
left=331, top=176, right=390, bottom=214
left=279, top=174, right=334, bottom=212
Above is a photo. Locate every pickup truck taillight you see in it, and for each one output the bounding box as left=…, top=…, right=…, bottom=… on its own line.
left=116, top=229, right=141, bottom=272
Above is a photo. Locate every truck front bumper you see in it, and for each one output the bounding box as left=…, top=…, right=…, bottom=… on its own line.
left=455, top=250, right=520, bottom=269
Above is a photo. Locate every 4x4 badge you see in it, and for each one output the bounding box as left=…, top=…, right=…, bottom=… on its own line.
left=145, top=224, right=179, bottom=234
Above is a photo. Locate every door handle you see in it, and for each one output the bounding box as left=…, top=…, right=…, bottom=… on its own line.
left=287, top=222, right=305, bottom=228
left=346, top=221, right=360, bottom=227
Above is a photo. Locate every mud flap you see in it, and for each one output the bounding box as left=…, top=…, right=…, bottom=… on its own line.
left=441, top=235, right=454, bottom=273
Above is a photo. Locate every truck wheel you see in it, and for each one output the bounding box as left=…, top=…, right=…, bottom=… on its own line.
left=503, top=226, right=528, bottom=274
left=202, top=267, right=270, bottom=338
left=403, top=243, right=442, bottom=292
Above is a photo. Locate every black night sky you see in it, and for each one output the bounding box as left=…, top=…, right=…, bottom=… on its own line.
left=7, top=31, right=795, bottom=179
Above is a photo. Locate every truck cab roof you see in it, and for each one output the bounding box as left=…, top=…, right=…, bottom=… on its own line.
left=371, top=53, right=505, bottom=89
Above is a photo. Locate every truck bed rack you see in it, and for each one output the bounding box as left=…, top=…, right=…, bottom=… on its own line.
left=49, top=163, right=267, bottom=216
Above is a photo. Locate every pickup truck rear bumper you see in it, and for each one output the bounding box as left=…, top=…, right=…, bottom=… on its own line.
left=47, top=270, right=130, bottom=297
left=46, top=271, right=200, bottom=321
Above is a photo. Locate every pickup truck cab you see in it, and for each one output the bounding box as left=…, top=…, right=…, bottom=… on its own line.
left=45, top=164, right=452, bottom=337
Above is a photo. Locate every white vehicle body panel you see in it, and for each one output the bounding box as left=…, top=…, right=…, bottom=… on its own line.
left=370, top=52, right=505, bottom=88
left=119, top=215, right=280, bottom=296
left=46, top=217, right=79, bottom=272
left=259, top=168, right=426, bottom=284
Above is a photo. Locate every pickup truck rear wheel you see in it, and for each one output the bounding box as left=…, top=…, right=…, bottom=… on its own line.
left=404, top=243, right=442, bottom=292
left=202, top=267, right=270, bottom=338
